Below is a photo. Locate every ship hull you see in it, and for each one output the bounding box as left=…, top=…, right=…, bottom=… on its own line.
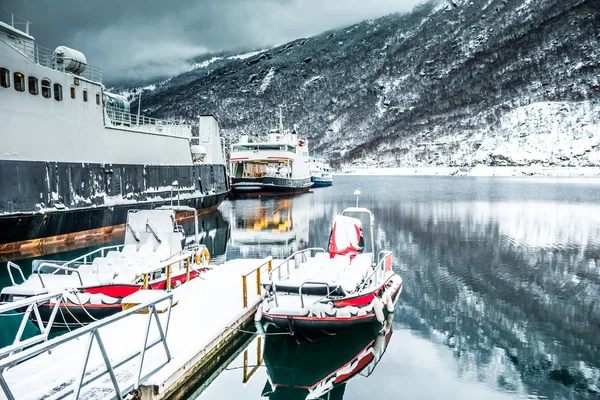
left=0, top=160, right=229, bottom=254
left=312, top=176, right=333, bottom=187
left=230, top=177, right=313, bottom=197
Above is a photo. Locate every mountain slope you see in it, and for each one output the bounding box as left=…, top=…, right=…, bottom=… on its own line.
left=128, top=0, right=600, bottom=169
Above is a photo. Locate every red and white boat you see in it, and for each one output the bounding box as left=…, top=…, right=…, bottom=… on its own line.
left=0, top=206, right=211, bottom=328
left=259, top=206, right=402, bottom=335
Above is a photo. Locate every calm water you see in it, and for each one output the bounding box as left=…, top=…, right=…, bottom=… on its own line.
left=2, top=176, right=600, bottom=399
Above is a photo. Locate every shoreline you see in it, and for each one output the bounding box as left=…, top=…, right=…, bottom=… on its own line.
left=335, top=166, right=600, bottom=177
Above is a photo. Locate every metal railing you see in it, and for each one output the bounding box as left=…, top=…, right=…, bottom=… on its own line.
left=0, top=9, right=30, bottom=35
left=105, top=105, right=192, bottom=139
left=0, top=291, right=174, bottom=400
left=6, top=262, right=25, bottom=286
left=241, top=257, right=273, bottom=308
left=36, top=262, right=83, bottom=289
left=0, top=292, right=67, bottom=361
left=358, top=251, right=393, bottom=293
left=0, top=35, right=103, bottom=83
left=267, top=248, right=326, bottom=307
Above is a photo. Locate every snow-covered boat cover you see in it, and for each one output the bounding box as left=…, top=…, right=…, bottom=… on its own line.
left=328, top=215, right=362, bottom=259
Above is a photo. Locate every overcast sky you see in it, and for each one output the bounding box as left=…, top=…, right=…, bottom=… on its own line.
left=3, top=0, right=423, bottom=83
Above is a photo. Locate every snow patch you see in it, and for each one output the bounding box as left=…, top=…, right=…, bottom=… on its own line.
left=257, top=67, right=275, bottom=95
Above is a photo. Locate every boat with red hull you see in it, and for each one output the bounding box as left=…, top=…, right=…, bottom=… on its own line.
left=1, top=206, right=211, bottom=329
left=259, top=206, right=402, bottom=335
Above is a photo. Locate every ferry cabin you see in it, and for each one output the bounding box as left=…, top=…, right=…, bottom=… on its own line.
left=231, top=133, right=308, bottom=179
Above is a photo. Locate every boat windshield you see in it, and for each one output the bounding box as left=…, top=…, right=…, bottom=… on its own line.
left=340, top=210, right=374, bottom=254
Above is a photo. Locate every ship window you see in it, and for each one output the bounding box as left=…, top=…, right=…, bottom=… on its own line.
left=41, top=79, right=51, bottom=98
left=0, top=68, right=9, bottom=88
left=95, top=92, right=100, bottom=105
left=13, top=72, right=24, bottom=92
left=83, top=89, right=88, bottom=102
left=70, top=86, right=75, bottom=99
left=28, top=76, right=39, bottom=95
left=54, top=83, right=63, bottom=101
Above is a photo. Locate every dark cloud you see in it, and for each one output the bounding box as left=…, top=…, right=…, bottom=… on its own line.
left=2, top=0, right=421, bottom=83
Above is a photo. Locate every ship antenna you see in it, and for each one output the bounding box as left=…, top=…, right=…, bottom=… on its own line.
left=279, top=105, right=284, bottom=134
left=354, top=190, right=361, bottom=207
left=137, top=91, right=142, bottom=126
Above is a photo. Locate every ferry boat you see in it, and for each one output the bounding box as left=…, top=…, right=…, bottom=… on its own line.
left=262, top=315, right=394, bottom=400
left=0, top=10, right=229, bottom=256
left=259, top=201, right=402, bottom=335
left=310, top=158, right=333, bottom=187
left=0, top=207, right=211, bottom=329
left=229, top=108, right=313, bottom=197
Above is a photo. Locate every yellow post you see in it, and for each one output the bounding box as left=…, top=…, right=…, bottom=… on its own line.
left=257, top=336, right=262, bottom=364
left=185, top=258, right=190, bottom=282
left=242, top=349, right=249, bottom=383
left=267, top=259, right=272, bottom=273
left=166, top=265, right=172, bottom=290
left=242, top=275, right=248, bottom=308
left=142, top=273, right=149, bottom=290
left=256, top=268, right=261, bottom=297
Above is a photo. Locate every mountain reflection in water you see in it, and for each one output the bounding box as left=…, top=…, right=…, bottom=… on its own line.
left=196, top=176, right=600, bottom=400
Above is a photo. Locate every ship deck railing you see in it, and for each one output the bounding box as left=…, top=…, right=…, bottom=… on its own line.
left=0, top=8, right=30, bottom=35
left=105, top=105, right=192, bottom=139
left=0, top=13, right=104, bottom=83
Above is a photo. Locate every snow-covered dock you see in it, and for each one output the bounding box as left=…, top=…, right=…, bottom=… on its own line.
left=0, top=258, right=272, bottom=400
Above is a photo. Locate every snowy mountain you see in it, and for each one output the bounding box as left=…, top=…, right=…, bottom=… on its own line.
left=119, top=0, right=600, bottom=170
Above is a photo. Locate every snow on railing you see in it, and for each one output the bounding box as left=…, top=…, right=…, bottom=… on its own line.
left=105, top=105, right=192, bottom=139
left=0, top=8, right=30, bottom=35
left=0, top=36, right=104, bottom=83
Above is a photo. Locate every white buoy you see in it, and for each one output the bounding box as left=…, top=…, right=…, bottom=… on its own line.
left=372, top=297, right=384, bottom=323
left=254, top=303, right=263, bottom=322
left=384, top=291, right=394, bottom=312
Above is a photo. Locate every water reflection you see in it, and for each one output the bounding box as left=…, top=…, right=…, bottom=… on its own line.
left=376, top=199, right=600, bottom=399
left=225, top=197, right=310, bottom=260
left=262, top=315, right=394, bottom=400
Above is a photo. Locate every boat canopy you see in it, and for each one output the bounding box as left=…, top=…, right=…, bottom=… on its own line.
left=328, top=215, right=363, bottom=259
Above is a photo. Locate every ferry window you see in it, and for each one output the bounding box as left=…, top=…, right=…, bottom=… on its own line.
left=54, top=83, right=63, bottom=101
left=41, top=79, right=51, bottom=98
left=70, top=86, right=75, bottom=99
left=0, top=68, right=9, bottom=88
left=83, top=89, right=88, bottom=102
left=28, top=76, right=39, bottom=95
left=95, top=92, right=100, bottom=105
left=13, top=72, right=24, bottom=92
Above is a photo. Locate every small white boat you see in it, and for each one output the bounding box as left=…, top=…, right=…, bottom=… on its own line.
left=0, top=206, right=211, bottom=328
left=259, top=203, right=402, bottom=335
left=310, top=157, right=333, bottom=187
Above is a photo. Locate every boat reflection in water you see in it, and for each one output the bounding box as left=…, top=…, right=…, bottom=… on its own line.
left=261, top=314, right=394, bottom=400
left=226, top=196, right=309, bottom=260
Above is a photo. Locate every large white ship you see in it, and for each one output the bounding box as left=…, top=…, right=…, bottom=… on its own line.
left=0, top=11, right=229, bottom=255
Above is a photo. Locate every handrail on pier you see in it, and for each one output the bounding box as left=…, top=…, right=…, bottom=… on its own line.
left=241, top=256, right=273, bottom=308
left=0, top=291, right=68, bottom=362
left=0, top=291, right=174, bottom=400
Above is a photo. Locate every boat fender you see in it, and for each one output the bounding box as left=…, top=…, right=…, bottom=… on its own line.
left=384, top=291, right=394, bottom=312
left=195, top=248, right=211, bottom=266
left=336, top=307, right=352, bottom=318
left=357, top=307, right=367, bottom=316
left=254, top=321, right=266, bottom=337
left=348, top=306, right=359, bottom=316
left=363, top=303, right=374, bottom=313
left=324, top=303, right=336, bottom=317
left=254, top=303, right=263, bottom=322
left=372, top=297, right=384, bottom=323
